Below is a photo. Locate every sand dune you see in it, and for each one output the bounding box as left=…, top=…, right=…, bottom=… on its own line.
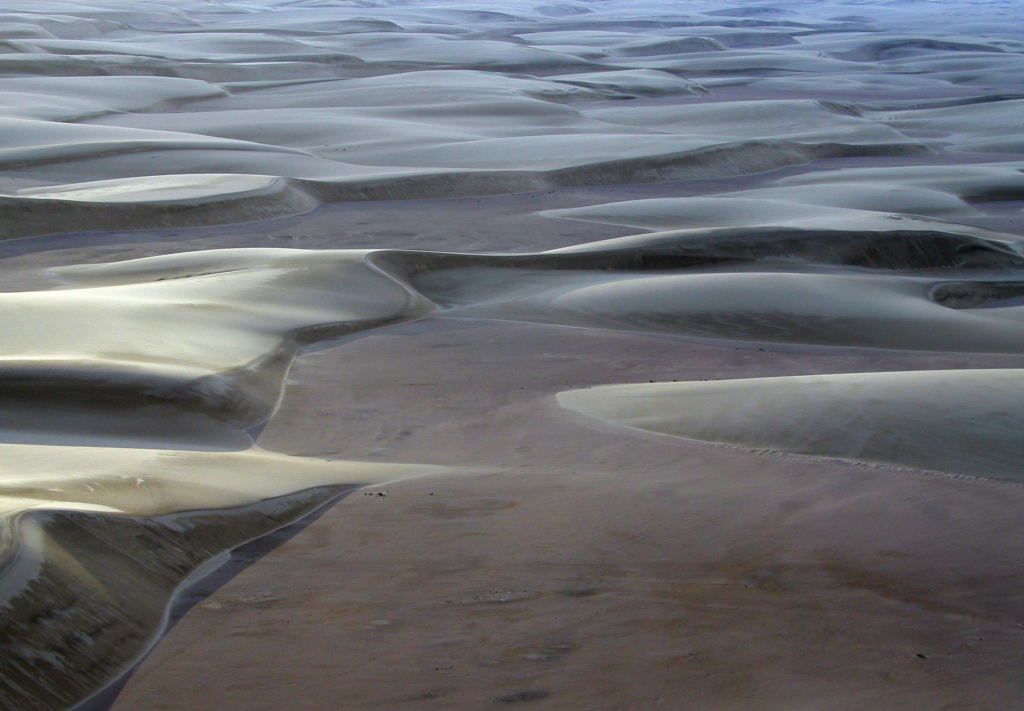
left=775, top=161, right=1024, bottom=201
left=0, top=90, right=933, bottom=237
left=0, top=76, right=227, bottom=122
left=412, top=265, right=1024, bottom=352
left=16, top=0, right=1024, bottom=237
left=38, top=248, right=432, bottom=434
left=0, top=247, right=446, bottom=709
left=2, top=175, right=320, bottom=238
left=2, top=0, right=1024, bottom=709
left=544, top=195, right=993, bottom=232
left=0, top=447, right=449, bottom=711
left=558, top=369, right=1024, bottom=481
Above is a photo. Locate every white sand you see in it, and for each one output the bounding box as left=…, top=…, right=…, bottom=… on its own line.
left=558, top=369, right=1024, bottom=480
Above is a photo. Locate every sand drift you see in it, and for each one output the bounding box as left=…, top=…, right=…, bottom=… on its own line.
left=1, top=0, right=1024, bottom=708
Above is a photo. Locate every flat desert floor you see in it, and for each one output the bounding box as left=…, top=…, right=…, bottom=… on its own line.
left=1, top=1, right=1024, bottom=709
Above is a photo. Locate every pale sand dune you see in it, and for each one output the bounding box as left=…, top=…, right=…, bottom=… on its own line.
left=17, top=174, right=284, bottom=204
left=0, top=444, right=447, bottom=521
left=0, top=53, right=354, bottom=82
left=880, top=98, right=1024, bottom=153
left=2, top=175, right=320, bottom=238
left=774, top=161, right=1024, bottom=199
left=0, top=34, right=336, bottom=62
left=0, top=89, right=933, bottom=238
left=0, top=247, right=447, bottom=709
left=793, top=33, right=1021, bottom=60
left=301, top=32, right=597, bottom=70
left=199, top=71, right=603, bottom=109
left=1, top=0, right=1017, bottom=240
left=1, top=0, right=1024, bottom=708
left=543, top=195, right=992, bottom=231
left=717, top=184, right=980, bottom=216
left=414, top=268, right=1024, bottom=352
left=557, top=369, right=1024, bottom=480
left=546, top=68, right=707, bottom=97
left=0, top=449, right=450, bottom=710
left=586, top=99, right=917, bottom=146
left=625, top=50, right=868, bottom=76
left=0, top=76, right=227, bottom=121
left=21, top=249, right=431, bottom=434
left=13, top=4, right=1010, bottom=240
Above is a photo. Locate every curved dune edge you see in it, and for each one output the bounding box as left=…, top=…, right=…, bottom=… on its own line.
left=403, top=250, right=1024, bottom=354
left=540, top=163, right=1024, bottom=246
left=4, top=237, right=1020, bottom=455
left=0, top=248, right=448, bottom=711
left=17, top=174, right=283, bottom=204
left=1, top=462, right=449, bottom=711
left=556, top=369, right=1024, bottom=482
left=0, top=442, right=457, bottom=710
left=0, top=138, right=929, bottom=239
left=0, top=175, right=321, bottom=239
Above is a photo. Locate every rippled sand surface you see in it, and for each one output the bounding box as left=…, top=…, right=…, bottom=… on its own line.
left=2, top=0, right=1024, bottom=709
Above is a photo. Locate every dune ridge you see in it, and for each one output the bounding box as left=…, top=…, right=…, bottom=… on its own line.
left=2, top=0, right=1024, bottom=708
left=0, top=247, right=447, bottom=710
left=557, top=369, right=1024, bottom=481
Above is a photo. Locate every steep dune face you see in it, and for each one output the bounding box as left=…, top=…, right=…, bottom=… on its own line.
left=2, top=0, right=1024, bottom=709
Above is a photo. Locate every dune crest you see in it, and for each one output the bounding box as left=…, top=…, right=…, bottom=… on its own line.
left=557, top=369, right=1024, bottom=481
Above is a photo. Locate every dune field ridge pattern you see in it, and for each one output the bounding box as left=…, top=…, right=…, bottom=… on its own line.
left=1, top=0, right=1024, bottom=708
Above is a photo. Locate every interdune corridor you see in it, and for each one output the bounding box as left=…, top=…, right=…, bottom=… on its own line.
left=1, top=1, right=1024, bottom=709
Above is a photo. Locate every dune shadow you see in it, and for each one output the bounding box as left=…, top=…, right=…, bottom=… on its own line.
left=76, top=486, right=359, bottom=711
